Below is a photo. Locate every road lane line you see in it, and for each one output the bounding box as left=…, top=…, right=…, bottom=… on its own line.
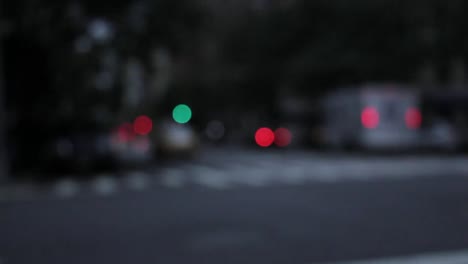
left=54, top=178, right=80, bottom=198
left=125, top=171, right=149, bottom=191
left=92, top=175, right=118, bottom=196
left=191, top=165, right=231, bottom=189
left=160, top=168, right=186, bottom=188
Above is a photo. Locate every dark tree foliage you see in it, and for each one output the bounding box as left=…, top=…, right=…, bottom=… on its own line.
left=4, top=0, right=467, bottom=121
left=218, top=0, right=466, bottom=100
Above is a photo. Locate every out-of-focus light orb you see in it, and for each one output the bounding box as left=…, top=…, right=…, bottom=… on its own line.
left=88, top=19, right=114, bottom=43
left=405, top=107, right=422, bottom=129
left=134, top=115, right=153, bottom=135
left=274, top=128, right=292, bottom=147
left=205, top=120, right=225, bottom=141
left=361, top=107, right=379, bottom=129
left=118, top=123, right=135, bottom=142
left=255, top=127, right=275, bottom=147
left=172, top=104, right=192, bottom=124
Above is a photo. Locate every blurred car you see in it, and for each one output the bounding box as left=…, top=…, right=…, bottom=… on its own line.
left=43, top=130, right=117, bottom=172
left=9, top=128, right=118, bottom=175
left=321, top=85, right=422, bottom=150
left=108, top=121, right=153, bottom=165
left=153, top=120, right=200, bottom=158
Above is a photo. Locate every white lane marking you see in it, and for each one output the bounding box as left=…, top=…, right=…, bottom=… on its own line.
left=125, top=172, right=149, bottom=191
left=309, top=164, right=341, bottom=182
left=157, top=154, right=468, bottom=189
left=324, top=250, right=468, bottom=264
left=279, top=166, right=307, bottom=185
left=223, top=165, right=269, bottom=187
left=451, top=159, right=468, bottom=175
left=192, top=166, right=231, bottom=189
left=92, top=175, right=118, bottom=196
left=246, top=167, right=274, bottom=187
left=281, top=158, right=468, bottom=182
left=54, top=178, right=80, bottom=198
left=160, top=168, right=186, bottom=188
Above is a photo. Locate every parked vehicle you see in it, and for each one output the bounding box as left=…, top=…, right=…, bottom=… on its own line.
left=153, top=119, right=200, bottom=158
left=321, top=85, right=422, bottom=150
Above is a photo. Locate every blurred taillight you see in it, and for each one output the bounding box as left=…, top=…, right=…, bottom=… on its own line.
left=405, top=107, right=422, bottom=129
left=274, top=128, right=292, bottom=147
left=255, top=127, right=275, bottom=147
left=361, top=107, right=379, bottom=129
left=134, top=115, right=153, bottom=136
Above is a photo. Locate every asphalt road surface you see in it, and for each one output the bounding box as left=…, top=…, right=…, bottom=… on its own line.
left=1, top=148, right=468, bottom=264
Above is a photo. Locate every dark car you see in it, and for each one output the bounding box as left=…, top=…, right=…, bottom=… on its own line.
left=9, top=122, right=117, bottom=175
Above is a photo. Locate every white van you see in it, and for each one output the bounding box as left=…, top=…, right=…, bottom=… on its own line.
left=322, top=85, right=422, bottom=150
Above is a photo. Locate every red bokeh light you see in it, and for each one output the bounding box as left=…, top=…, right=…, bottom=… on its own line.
left=405, top=108, right=422, bottom=129
left=274, top=128, right=292, bottom=147
left=255, top=128, right=275, bottom=147
left=134, top=115, right=153, bottom=136
left=361, top=107, right=379, bottom=129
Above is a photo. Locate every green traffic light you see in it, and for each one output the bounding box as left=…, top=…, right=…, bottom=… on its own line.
left=172, top=104, right=192, bottom=124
